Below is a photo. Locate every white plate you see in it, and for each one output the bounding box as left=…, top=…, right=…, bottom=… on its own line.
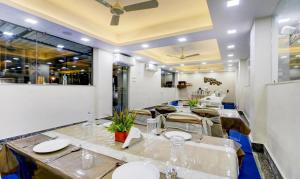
left=164, top=131, right=192, bottom=140
left=33, top=138, right=70, bottom=153
left=102, top=121, right=112, bottom=128
left=112, top=161, right=160, bottom=179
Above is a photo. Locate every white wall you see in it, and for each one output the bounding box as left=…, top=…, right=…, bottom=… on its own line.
left=236, top=59, right=251, bottom=117
left=247, top=17, right=273, bottom=143
left=0, top=85, right=95, bottom=140
left=266, top=82, right=300, bottom=179
left=93, top=49, right=113, bottom=118
left=178, top=72, right=237, bottom=102
left=128, top=61, right=178, bottom=109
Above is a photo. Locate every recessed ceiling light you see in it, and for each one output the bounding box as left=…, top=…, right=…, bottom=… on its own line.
left=278, top=18, right=290, bottom=24
left=227, top=45, right=235, bottom=49
left=46, top=62, right=52, bottom=65
left=114, top=49, right=120, bottom=53
left=228, top=54, right=234, bottom=57
left=80, top=69, right=85, bottom=72
left=296, top=55, right=300, bottom=58
left=61, top=67, right=67, bottom=70
left=10, top=68, right=16, bottom=70
left=294, top=65, right=299, bottom=68
left=81, top=37, right=90, bottom=42
left=3, top=31, right=13, bottom=36
left=202, top=62, right=207, bottom=65
left=141, top=44, right=149, bottom=48
left=57, top=44, right=64, bottom=49
left=17, top=66, right=21, bottom=69
left=25, top=18, right=38, bottom=24
left=4, top=60, right=12, bottom=63
left=72, top=65, right=77, bottom=68
left=13, top=57, right=19, bottom=60
left=58, top=59, right=65, bottom=63
left=178, top=37, right=187, bottom=42
left=180, top=64, right=184, bottom=66
left=25, top=64, right=29, bottom=67
left=73, top=56, right=79, bottom=60
left=227, top=0, right=240, bottom=7
left=227, top=29, right=237, bottom=34
left=280, top=55, right=288, bottom=59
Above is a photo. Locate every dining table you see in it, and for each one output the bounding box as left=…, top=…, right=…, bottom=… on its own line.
left=6, top=118, right=240, bottom=179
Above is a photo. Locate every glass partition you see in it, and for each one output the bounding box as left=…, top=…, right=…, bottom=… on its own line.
left=161, top=69, right=175, bottom=88
left=0, top=19, right=93, bottom=85
left=274, top=0, right=300, bottom=82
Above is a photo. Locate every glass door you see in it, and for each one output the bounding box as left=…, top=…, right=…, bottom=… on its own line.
left=112, top=64, right=129, bottom=112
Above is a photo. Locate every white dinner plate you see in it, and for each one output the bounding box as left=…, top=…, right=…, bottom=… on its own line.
left=164, top=131, right=192, bottom=140
left=33, top=138, right=70, bottom=153
left=102, top=121, right=112, bottom=128
left=112, top=161, right=160, bottom=179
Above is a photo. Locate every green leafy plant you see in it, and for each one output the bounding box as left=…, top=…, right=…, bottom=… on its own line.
left=108, top=109, right=136, bottom=133
left=188, top=98, right=199, bottom=108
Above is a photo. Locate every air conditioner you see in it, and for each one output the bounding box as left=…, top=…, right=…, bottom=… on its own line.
left=113, top=54, right=134, bottom=66
left=145, top=64, right=158, bottom=72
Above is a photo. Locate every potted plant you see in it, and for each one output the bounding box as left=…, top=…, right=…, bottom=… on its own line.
left=188, top=98, right=199, bottom=109
left=108, top=110, right=136, bottom=143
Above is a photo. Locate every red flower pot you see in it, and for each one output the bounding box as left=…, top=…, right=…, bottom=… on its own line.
left=115, top=132, right=128, bottom=143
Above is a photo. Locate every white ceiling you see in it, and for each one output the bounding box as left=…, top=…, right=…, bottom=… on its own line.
left=0, top=0, right=280, bottom=69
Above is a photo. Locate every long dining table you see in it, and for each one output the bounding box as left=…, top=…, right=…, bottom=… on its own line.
left=7, top=118, right=240, bottom=179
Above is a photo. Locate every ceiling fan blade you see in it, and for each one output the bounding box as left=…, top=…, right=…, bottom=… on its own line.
left=110, top=15, right=120, bottom=26
left=167, top=54, right=180, bottom=59
left=124, top=0, right=158, bottom=12
left=184, top=54, right=200, bottom=58
left=95, top=0, right=112, bottom=8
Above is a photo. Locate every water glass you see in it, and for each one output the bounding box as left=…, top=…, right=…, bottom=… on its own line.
left=81, top=149, right=94, bottom=170
left=197, top=125, right=204, bottom=142
left=147, top=118, right=158, bottom=135
left=170, top=135, right=185, bottom=164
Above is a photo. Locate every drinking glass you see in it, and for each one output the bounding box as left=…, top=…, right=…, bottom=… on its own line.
left=166, top=136, right=185, bottom=179
left=196, top=125, right=203, bottom=142
left=81, top=149, right=94, bottom=170
left=147, top=118, right=158, bottom=135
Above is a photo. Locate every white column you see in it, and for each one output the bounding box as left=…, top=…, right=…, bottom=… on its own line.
left=93, top=49, right=113, bottom=118
left=248, top=17, right=273, bottom=143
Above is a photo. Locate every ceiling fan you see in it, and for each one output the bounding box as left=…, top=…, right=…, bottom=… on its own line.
left=167, top=47, right=200, bottom=60
left=96, top=0, right=159, bottom=26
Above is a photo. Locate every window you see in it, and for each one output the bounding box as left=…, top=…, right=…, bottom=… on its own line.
left=275, top=0, right=300, bottom=82
left=161, top=69, right=175, bottom=87
left=0, top=19, right=93, bottom=85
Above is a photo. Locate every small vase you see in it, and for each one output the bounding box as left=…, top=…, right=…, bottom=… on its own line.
left=115, top=132, right=128, bottom=143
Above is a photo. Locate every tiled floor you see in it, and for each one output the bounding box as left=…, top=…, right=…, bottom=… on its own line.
left=254, top=152, right=276, bottom=179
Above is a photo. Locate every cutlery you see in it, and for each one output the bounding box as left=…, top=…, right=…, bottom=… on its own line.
left=45, top=146, right=81, bottom=163
left=101, top=161, right=125, bottom=178
left=22, top=136, right=58, bottom=148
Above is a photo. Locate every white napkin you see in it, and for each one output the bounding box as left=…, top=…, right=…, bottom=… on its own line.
left=122, top=127, right=143, bottom=149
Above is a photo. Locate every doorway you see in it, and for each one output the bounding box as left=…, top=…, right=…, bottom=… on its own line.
left=112, top=64, right=129, bottom=112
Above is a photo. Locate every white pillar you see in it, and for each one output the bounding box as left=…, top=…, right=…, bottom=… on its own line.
left=93, top=49, right=113, bottom=118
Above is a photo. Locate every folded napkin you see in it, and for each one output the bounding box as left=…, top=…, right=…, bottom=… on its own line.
left=122, top=127, right=143, bottom=149
left=130, top=109, right=151, bottom=116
